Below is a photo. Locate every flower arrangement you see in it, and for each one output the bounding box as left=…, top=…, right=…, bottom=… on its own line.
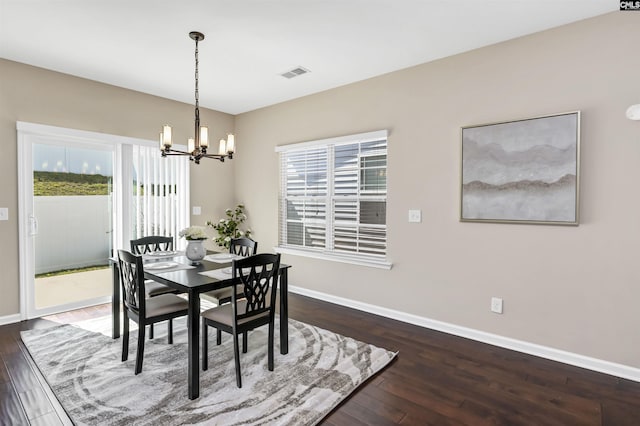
left=206, top=204, right=252, bottom=249
left=178, top=226, right=208, bottom=241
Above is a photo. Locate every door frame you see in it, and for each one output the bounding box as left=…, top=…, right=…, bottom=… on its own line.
left=16, top=121, right=150, bottom=319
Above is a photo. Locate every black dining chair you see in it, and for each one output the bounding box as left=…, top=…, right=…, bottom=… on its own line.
left=130, top=236, right=181, bottom=339
left=202, top=237, right=258, bottom=303
left=130, top=235, right=174, bottom=255
left=201, top=237, right=258, bottom=344
left=201, top=253, right=280, bottom=388
left=117, top=249, right=189, bottom=374
left=228, top=237, right=258, bottom=257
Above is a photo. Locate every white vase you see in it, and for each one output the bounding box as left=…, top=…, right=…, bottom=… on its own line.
left=185, top=239, right=206, bottom=264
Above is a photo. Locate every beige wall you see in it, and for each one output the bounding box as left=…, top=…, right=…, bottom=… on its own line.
left=0, top=59, right=236, bottom=316
left=2, top=11, right=639, bottom=370
left=235, top=12, right=640, bottom=368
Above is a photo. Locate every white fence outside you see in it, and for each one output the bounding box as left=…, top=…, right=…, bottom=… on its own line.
left=34, top=195, right=112, bottom=274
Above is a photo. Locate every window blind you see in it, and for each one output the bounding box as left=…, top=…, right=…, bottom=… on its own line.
left=278, top=130, right=387, bottom=261
left=131, top=145, right=189, bottom=247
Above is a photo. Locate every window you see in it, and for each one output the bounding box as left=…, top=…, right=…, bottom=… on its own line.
left=277, top=130, right=390, bottom=268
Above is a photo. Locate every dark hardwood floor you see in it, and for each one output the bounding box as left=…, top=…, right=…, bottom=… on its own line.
left=1, top=294, right=639, bottom=425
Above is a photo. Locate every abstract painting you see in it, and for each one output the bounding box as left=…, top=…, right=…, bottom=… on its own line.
left=460, top=111, right=580, bottom=225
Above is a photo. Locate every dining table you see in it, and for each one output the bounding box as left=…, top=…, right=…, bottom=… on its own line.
left=110, top=251, right=291, bottom=400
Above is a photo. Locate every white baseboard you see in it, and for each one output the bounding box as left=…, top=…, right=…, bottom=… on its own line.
left=0, top=313, right=22, bottom=326
left=290, top=285, right=640, bottom=383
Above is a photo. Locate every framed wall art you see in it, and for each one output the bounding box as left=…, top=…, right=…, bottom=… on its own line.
left=460, top=111, right=580, bottom=225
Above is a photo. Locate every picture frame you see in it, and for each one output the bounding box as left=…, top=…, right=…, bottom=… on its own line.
left=460, top=111, right=580, bottom=225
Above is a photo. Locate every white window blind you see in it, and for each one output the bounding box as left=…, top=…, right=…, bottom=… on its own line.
left=131, top=145, right=189, bottom=248
left=277, top=130, right=388, bottom=266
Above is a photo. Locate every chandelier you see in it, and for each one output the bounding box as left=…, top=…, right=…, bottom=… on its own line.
left=160, top=31, right=235, bottom=164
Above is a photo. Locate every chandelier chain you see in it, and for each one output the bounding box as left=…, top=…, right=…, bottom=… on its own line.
left=194, top=36, right=199, bottom=113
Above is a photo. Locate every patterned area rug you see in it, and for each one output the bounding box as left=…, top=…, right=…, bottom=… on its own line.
left=21, top=316, right=397, bottom=425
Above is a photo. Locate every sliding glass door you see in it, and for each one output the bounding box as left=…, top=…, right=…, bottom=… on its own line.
left=32, top=142, right=114, bottom=311
left=18, top=122, right=190, bottom=319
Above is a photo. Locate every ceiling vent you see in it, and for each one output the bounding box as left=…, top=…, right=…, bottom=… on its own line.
left=281, top=66, right=310, bottom=79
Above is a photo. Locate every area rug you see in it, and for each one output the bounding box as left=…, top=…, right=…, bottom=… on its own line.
left=21, top=316, right=397, bottom=425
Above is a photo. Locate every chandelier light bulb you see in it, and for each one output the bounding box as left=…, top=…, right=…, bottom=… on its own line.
left=200, top=127, right=209, bottom=148
left=162, top=125, right=172, bottom=147
left=226, top=134, right=235, bottom=153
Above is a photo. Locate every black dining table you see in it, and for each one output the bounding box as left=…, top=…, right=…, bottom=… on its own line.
left=110, top=253, right=291, bottom=400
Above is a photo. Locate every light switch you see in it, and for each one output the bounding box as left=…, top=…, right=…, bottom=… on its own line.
left=408, top=209, right=421, bottom=223
left=0, top=208, right=7, bottom=221
left=192, top=206, right=202, bottom=215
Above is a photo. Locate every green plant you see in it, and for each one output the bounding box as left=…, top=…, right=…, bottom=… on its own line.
left=33, top=171, right=111, bottom=196
left=35, top=264, right=109, bottom=278
left=206, top=204, right=252, bottom=249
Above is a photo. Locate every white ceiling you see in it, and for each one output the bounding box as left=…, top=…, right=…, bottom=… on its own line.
left=0, top=1, right=618, bottom=115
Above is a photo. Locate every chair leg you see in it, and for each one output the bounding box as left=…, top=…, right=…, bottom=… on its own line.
left=168, top=319, right=173, bottom=344
left=135, top=323, right=146, bottom=375
left=268, top=322, right=275, bottom=371
left=242, top=331, right=248, bottom=353
left=149, top=323, right=154, bottom=340
left=233, top=332, right=242, bottom=388
left=216, top=329, right=222, bottom=345
left=121, top=313, right=129, bottom=362
left=202, top=317, right=208, bottom=371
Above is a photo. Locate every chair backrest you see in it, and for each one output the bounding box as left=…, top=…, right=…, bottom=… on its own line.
left=117, top=249, right=146, bottom=316
left=231, top=253, right=280, bottom=323
left=130, top=236, right=174, bottom=255
left=229, top=237, right=258, bottom=257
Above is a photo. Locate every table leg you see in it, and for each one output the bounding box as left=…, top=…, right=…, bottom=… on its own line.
left=279, top=268, right=289, bottom=355
left=187, top=290, right=200, bottom=400
left=111, top=262, right=120, bottom=339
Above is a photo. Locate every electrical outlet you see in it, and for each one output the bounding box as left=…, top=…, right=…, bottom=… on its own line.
left=491, top=297, right=503, bottom=314
left=0, top=208, right=7, bottom=221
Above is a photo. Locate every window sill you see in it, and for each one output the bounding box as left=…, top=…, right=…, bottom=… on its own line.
left=275, top=246, right=392, bottom=270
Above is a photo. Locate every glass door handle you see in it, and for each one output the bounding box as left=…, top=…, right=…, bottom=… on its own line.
left=29, top=214, right=39, bottom=236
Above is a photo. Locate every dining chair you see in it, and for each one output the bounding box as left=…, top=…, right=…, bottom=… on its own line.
left=117, top=249, right=189, bottom=375
left=201, top=237, right=258, bottom=344
left=201, top=253, right=280, bottom=388
left=202, top=237, right=258, bottom=303
left=130, top=235, right=174, bottom=255
left=131, top=236, right=180, bottom=339
left=228, top=237, right=258, bottom=257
